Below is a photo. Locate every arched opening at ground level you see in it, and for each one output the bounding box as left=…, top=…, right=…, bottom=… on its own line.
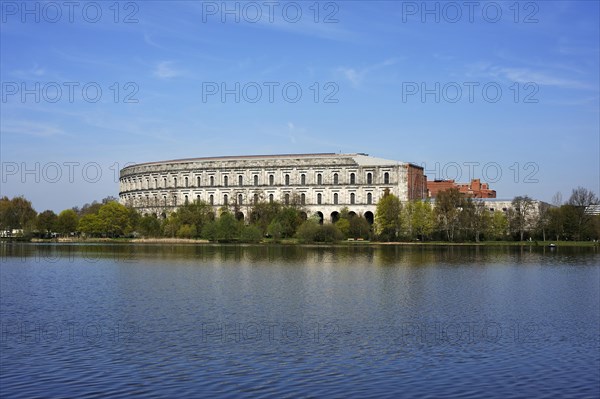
left=235, top=211, right=244, bottom=221
left=331, top=211, right=340, bottom=223
left=300, top=211, right=308, bottom=221
left=348, top=211, right=357, bottom=218
left=364, top=211, right=374, bottom=225
left=316, top=211, right=324, bottom=225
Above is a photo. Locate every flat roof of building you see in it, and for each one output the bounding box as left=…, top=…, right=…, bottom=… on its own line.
left=122, top=153, right=424, bottom=170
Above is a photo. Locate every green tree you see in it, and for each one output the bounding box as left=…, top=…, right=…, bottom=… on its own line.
left=162, top=214, right=180, bottom=238
left=240, top=225, right=263, bottom=243
left=173, top=200, right=215, bottom=236
left=348, top=215, right=371, bottom=240
left=509, top=196, right=535, bottom=241
left=36, top=210, right=57, bottom=235
left=177, top=224, right=197, bottom=238
left=249, top=200, right=282, bottom=235
left=335, top=218, right=350, bottom=238
left=273, top=207, right=303, bottom=238
left=375, top=190, right=402, bottom=241
left=78, top=214, right=103, bottom=237
left=547, top=206, right=564, bottom=241
left=411, top=200, right=435, bottom=241
left=216, top=212, right=240, bottom=242
left=267, top=220, right=284, bottom=241
left=96, top=201, right=134, bottom=237
left=201, top=220, right=218, bottom=241
left=56, top=209, right=79, bottom=235
left=535, top=202, right=552, bottom=241
left=296, top=219, right=321, bottom=243
left=487, top=211, right=509, bottom=240
left=567, top=187, right=598, bottom=240
left=558, top=205, right=580, bottom=240
left=434, top=188, right=462, bottom=242
left=463, top=200, right=490, bottom=242
left=0, top=197, right=12, bottom=230
left=138, top=214, right=162, bottom=237
left=0, top=196, right=37, bottom=232
left=296, top=219, right=343, bottom=243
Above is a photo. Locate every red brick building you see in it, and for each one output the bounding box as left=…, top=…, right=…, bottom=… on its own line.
left=427, top=178, right=496, bottom=198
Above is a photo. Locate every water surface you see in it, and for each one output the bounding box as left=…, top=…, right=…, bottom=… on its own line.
left=1, top=244, right=599, bottom=398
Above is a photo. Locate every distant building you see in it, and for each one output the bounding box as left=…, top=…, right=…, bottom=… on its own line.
left=119, top=153, right=427, bottom=224
left=585, top=204, right=600, bottom=215
left=427, top=178, right=496, bottom=198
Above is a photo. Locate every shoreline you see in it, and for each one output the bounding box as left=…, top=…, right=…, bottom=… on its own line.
left=13, top=238, right=600, bottom=248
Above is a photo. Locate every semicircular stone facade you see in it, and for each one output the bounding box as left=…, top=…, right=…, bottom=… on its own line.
left=119, top=153, right=426, bottom=223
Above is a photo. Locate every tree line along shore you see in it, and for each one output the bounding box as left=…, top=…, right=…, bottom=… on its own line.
left=1, top=186, right=598, bottom=244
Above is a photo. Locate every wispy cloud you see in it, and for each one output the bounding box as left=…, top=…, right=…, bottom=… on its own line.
left=1, top=120, right=66, bottom=138
left=467, top=63, right=595, bottom=90
left=143, top=33, right=164, bottom=49
left=153, top=61, right=184, bottom=79
left=336, top=58, right=399, bottom=88
left=11, top=64, right=46, bottom=79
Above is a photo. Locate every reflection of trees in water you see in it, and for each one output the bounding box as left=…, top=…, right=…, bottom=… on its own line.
left=2, top=243, right=598, bottom=267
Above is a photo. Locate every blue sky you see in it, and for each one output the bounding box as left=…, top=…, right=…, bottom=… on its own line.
left=1, top=0, right=599, bottom=212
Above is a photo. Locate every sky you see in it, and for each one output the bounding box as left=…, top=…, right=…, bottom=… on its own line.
left=1, top=0, right=599, bottom=212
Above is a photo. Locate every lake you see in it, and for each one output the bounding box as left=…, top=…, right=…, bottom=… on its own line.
left=1, top=243, right=599, bottom=398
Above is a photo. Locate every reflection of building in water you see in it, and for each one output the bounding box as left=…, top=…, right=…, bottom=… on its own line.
left=119, top=153, right=427, bottom=223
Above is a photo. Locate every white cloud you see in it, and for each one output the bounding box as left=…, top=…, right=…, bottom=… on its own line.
left=337, top=58, right=399, bottom=88
left=153, top=61, right=183, bottom=79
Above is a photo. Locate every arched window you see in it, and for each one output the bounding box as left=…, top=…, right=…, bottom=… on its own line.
left=285, top=174, right=290, bottom=185
left=384, top=172, right=390, bottom=184
left=238, top=194, right=243, bottom=205
left=155, top=178, right=158, bottom=189
left=333, top=193, right=338, bottom=205
left=184, top=195, right=189, bottom=204
left=367, top=193, right=372, bottom=205
left=254, top=175, right=259, bottom=186
left=163, top=178, right=167, bottom=188
left=254, top=194, right=259, bottom=204
left=285, top=193, right=290, bottom=205
left=350, top=173, right=355, bottom=184
left=301, top=193, right=306, bottom=204
left=317, top=173, right=322, bottom=185
left=223, top=194, right=228, bottom=205
left=197, top=195, right=200, bottom=202
left=239, top=175, right=243, bottom=186
left=224, top=176, right=228, bottom=187
left=146, top=178, right=149, bottom=189
left=269, top=175, right=274, bottom=185
left=209, top=194, right=214, bottom=205
left=185, top=177, right=188, bottom=187
left=173, top=195, right=177, bottom=205
left=333, top=173, right=339, bottom=185
left=197, top=176, right=201, bottom=187
left=317, top=193, right=322, bottom=204
left=210, top=176, right=214, bottom=186
left=174, top=177, right=177, bottom=187
left=269, top=194, right=274, bottom=203
left=301, top=174, right=306, bottom=185
left=367, top=173, right=372, bottom=185
left=350, top=193, right=355, bottom=204
left=163, top=195, right=167, bottom=206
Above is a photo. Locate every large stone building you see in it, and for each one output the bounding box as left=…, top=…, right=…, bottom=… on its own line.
left=119, top=153, right=426, bottom=223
